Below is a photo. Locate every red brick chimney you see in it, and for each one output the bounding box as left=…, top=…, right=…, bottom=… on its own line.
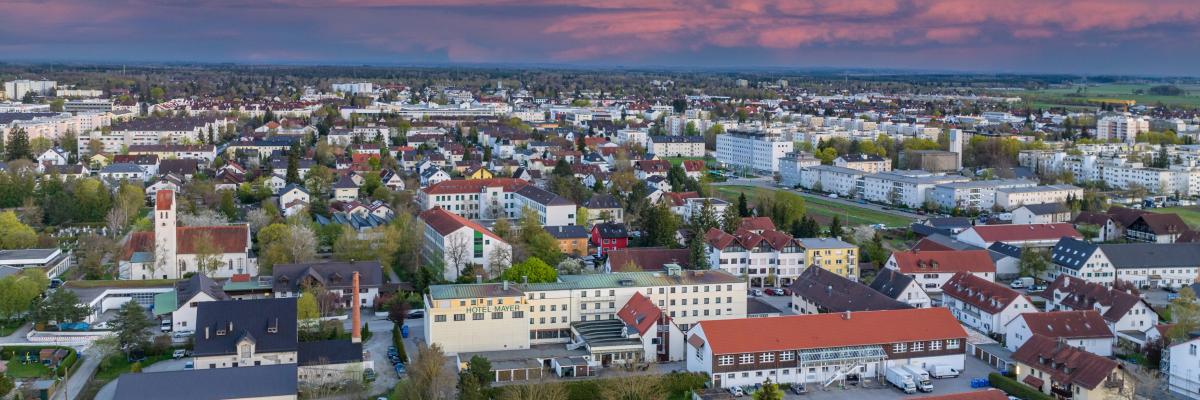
left=351, top=271, right=361, bottom=343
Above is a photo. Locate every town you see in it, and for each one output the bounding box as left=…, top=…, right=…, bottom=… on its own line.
left=1, top=68, right=1199, bottom=400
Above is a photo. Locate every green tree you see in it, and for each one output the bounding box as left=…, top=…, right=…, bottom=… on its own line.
left=1169, top=287, right=1200, bottom=342
left=737, top=193, right=751, bottom=217
left=753, top=379, right=783, bottom=400
left=827, top=216, right=843, bottom=238
left=29, top=287, right=86, bottom=325
left=721, top=210, right=742, bottom=234
left=641, top=202, right=680, bottom=248
left=458, top=355, right=494, bottom=400
left=219, top=190, right=238, bottom=220
left=501, top=258, right=557, bottom=283
left=297, top=290, right=320, bottom=321
left=688, top=199, right=719, bottom=233
left=5, top=128, right=31, bottom=161
left=1018, top=249, right=1049, bottom=278
left=0, top=211, right=37, bottom=249
left=687, top=234, right=709, bottom=270
left=0, top=269, right=49, bottom=322
left=526, top=231, right=563, bottom=266
left=111, top=301, right=153, bottom=354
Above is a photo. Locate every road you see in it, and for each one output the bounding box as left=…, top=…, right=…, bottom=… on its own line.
left=713, top=178, right=926, bottom=221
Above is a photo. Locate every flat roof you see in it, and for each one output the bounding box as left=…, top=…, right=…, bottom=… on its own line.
left=0, top=248, right=62, bottom=265
left=430, top=270, right=742, bottom=300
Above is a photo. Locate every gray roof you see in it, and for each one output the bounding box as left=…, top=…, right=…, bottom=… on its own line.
left=868, top=268, right=916, bottom=300
left=516, top=185, right=574, bottom=206
left=649, top=135, right=704, bottom=143
left=1051, top=237, right=1099, bottom=271
left=988, top=242, right=1023, bottom=259
left=100, top=163, right=144, bottom=173
left=926, top=217, right=972, bottom=230
left=790, top=267, right=911, bottom=313
left=1099, top=243, right=1200, bottom=269
left=585, top=194, right=621, bottom=209
left=113, top=364, right=297, bottom=400
left=1021, top=203, right=1070, bottom=215
left=193, top=298, right=297, bottom=357
left=272, top=261, right=384, bottom=293
left=175, top=274, right=230, bottom=304
left=297, top=340, right=363, bottom=366
left=0, top=112, right=58, bottom=124
left=545, top=225, right=589, bottom=239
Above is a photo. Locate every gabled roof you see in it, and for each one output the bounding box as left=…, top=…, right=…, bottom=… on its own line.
left=421, top=177, right=527, bottom=195
left=738, top=217, right=776, bottom=232
left=790, top=267, right=911, bottom=313
left=272, top=261, right=384, bottom=293
left=419, top=207, right=505, bottom=242
left=1041, top=275, right=1152, bottom=324
left=584, top=194, right=621, bottom=209
left=693, top=308, right=966, bottom=355
left=113, top=364, right=298, bottom=400
left=1130, top=213, right=1189, bottom=236
left=1011, top=335, right=1120, bottom=391
left=941, top=272, right=1025, bottom=314
left=868, top=268, right=918, bottom=300
left=297, top=340, right=363, bottom=366
left=1099, top=243, right=1200, bottom=270
left=194, top=298, right=297, bottom=357
left=964, top=223, right=1081, bottom=243
left=890, top=250, right=996, bottom=274
left=592, top=222, right=628, bottom=239
left=515, top=185, right=574, bottom=206
left=1020, top=203, right=1070, bottom=216
left=176, top=226, right=249, bottom=254
left=545, top=225, right=589, bottom=240
left=910, top=389, right=1009, bottom=400
left=1050, top=237, right=1098, bottom=271
left=1016, top=310, right=1113, bottom=340
left=175, top=274, right=230, bottom=304
left=617, top=292, right=663, bottom=336
left=912, top=234, right=983, bottom=252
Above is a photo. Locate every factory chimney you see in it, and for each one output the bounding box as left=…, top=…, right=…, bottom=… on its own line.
left=351, top=271, right=362, bottom=343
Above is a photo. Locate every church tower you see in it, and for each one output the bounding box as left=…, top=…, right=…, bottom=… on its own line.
left=154, top=190, right=178, bottom=279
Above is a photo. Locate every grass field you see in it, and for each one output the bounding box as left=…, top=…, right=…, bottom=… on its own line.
left=1010, top=84, right=1200, bottom=109
left=664, top=156, right=708, bottom=167
left=3, top=357, right=53, bottom=378
left=712, top=185, right=914, bottom=228
left=1151, top=206, right=1200, bottom=228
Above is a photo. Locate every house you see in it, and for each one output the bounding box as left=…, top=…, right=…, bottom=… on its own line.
left=1012, top=203, right=1072, bottom=225
left=379, top=169, right=405, bottom=190
left=119, top=190, right=255, bottom=280
left=584, top=194, right=623, bottom=223
left=796, top=238, right=859, bottom=281
left=680, top=160, right=706, bottom=179
left=1125, top=213, right=1189, bottom=243
left=868, top=268, right=932, bottom=308
left=789, top=266, right=911, bottom=314
left=884, top=250, right=996, bottom=294
left=296, top=340, right=371, bottom=386
left=956, top=223, right=1081, bottom=248
left=634, top=159, right=672, bottom=179
left=1048, top=237, right=1115, bottom=285
left=193, top=298, right=298, bottom=369
left=705, top=228, right=807, bottom=287
left=834, top=153, right=891, bottom=173
left=465, top=166, right=493, bottom=180
left=1071, top=206, right=1147, bottom=243
left=153, top=274, right=230, bottom=332
left=332, top=174, right=359, bottom=202
left=1168, top=337, right=1200, bottom=398
left=112, top=364, right=298, bottom=400
left=1040, top=276, right=1160, bottom=348
left=1003, top=311, right=1114, bottom=356
left=685, top=308, right=967, bottom=389
left=545, top=225, right=590, bottom=256
left=616, top=292, right=685, bottom=362
left=99, top=162, right=148, bottom=183
left=513, top=185, right=578, bottom=226
left=591, top=222, right=629, bottom=255
left=1104, top=242, right=1200, bottom=288
left=418, top=207, right=512, bottom=281
left=940, top=272, right=1036, bottom=335
left=272, top=261, right=383, bottom=308
left=1011, top=335, right=1132, bottom=400
left=37, top=148, right=68, bottom=166
left=603, top=247, right=690, bottom=272
left=278, top=184, right=310, bottom=217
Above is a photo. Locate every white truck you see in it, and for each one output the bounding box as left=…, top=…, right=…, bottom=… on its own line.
left=1010, top=277, right=1034, bottom=289
left=885, top=366, right=917, bottom=394
left=929, top=365, right=960, bottom=378
left=901, top=365, right=934, bottom=392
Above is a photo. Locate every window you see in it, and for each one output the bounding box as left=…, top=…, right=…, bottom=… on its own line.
left=946, top=339, right=960, bottom=349
left=893, top=343, right=907, bottom=353
left=780, top=351, right=794, bottom=362
left=492, top=312, right=504, bottom=320
left=740, top=354, right=754, bottom=364
left=760, top=353, right=774, bottom=363
left=472, top=313, right=484, bottom=320
left=453, top=314, right=465, bottom=321
left=930, top=340, right=942, bottom=351
left=512, top=311, right=524, bottom=319
left=718, top=355, right=734, bottom=366
left=912, top=342, right=924, bottom=352
left=435, top=315, right=447, bottom=322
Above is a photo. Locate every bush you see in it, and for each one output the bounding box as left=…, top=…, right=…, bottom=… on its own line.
left=989, top=372, right=1054, bottom=400
left=563, top=380, right=601, bottom=400
left=391, top=324, right=408, bottom=363
left=662, top=371, right=708, bottom=396
left=0, top=374, right=12, bottom=397
left=130, top=362, right=142, bottom=373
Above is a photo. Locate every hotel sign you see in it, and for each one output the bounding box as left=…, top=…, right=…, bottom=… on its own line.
left=465, top=304, right=521, bottom=314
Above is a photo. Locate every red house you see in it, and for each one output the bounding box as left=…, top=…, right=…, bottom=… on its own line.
left=591, top=222, right=629, bottom=255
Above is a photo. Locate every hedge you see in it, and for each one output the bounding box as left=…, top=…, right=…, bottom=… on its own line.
left=391, top=324, right=408, bottom=363
left=988, top=373, right=1055, bottom=400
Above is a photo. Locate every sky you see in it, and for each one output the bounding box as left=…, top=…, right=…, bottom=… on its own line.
left=3, top=0, right=1200, bottom=75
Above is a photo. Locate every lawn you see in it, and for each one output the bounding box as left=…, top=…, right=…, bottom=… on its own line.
left=3, top=358, right=52, bottom=378
left=712, top=185, right=914, bottom=228
left=664, top=156, right=709, bottom=167
left=1151, top=206, right=1200, bottom=229
left=94, top=353, right=174, bottom=381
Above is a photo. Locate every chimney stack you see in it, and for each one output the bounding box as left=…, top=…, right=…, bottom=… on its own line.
left=351, top=271, right=362, bottom=344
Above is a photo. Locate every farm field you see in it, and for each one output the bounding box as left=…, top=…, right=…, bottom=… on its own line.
left=1150, top=206, right=1200, bottom=228
left=1009, top=83, right=1200, bottom=109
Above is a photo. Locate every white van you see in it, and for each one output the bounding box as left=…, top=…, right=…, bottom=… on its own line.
left=929, top=365, right=960, bottom=378
left=160, top=319, right=172, bottom=332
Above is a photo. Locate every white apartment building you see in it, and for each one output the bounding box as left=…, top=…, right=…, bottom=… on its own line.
left=1097, top=114, right=1149, bottom=144
left=512, top=185, right=578, bottom=226
left=418, top=207, right=512, bottom=282
left=4, top=80, right=56, bottom=100
left=617, top=128, right=649, bottom=147
left=417, top=178, right=530, bottom=220
left=941, top=272, right=1035, bottom=335
left=798, top=165, right=864, bottom=196
left=648, top=135, right=705, bottom=157
left=994, top=184, right=1085, bottom=210
left=929, top=179, right=1037, bottom=211
left=1003, top=311, right=1114, bottom=357
left=331, top=82, right=374, bottom=94
left=79, top=116, right=233, bottom=156
left=861, top=170, right=970, bottom=209
left=424, top=268, right=747, bottom=357
left=715, top=130, right=793, bottom=173
left=1043, top=275, right=1160, bottom=348
left=0, top=111, right=112, bottom=141
left=778, top=152, right=821, bottom=187
left=704, top=228, right=806, bottom=288
left=1168, top=338, right=1200, bottom=399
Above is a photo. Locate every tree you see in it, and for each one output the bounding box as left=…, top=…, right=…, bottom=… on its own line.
left=753, top=379, right=783, bottom=400
left=297, top=289, right=320, bottom=321
left=5, top=128, right=31, bottom=161
left=0, top=211, right=37, bottom=249
left=459, top=355, right=494, bottom=400
left=737, top=193, right=751, bottom=217
left=689, top=199, right=719, bottom=233
left=219, top=190, right=238, bottom=220
left=257, top=222, right=318, bottom=274
left=191, top=231, right=223, bottom=276
left=179, top=209, right=229, bottom=227
left=111, top=301, right=153, bottom=354
left=501, top=258, right=557, bottom=283
left=827, top=216, right=843, bottom=238
left=0, top=269, right=49, bottom=322
left=395, top=343, right=456, bottom=400
left=1018, top=249, right=1050, bottom=279
left=600, top=369, right=664, bottom=400
left=29, top=287, right=86, bottom=325
left=1168, top=287, right=1200, bottom=342
left=641, top=202, right=680, bottom=248
left=687, top=234, right=709, bottom=270
left=721, top=210, right=742, bottom=234
left=498, top=381, right=568, bottom=400
left=332, top=226, right=374, bottom=262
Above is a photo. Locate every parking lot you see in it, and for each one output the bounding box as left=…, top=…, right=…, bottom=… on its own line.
left=773, top=353, right=997, bottom=400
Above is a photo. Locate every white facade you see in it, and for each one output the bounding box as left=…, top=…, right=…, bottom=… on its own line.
left=1097, top=115, right=1149, bottom=144
left=1002, top=315, right=1113, bottom=357
left=929, top=179, right=1037, bottom=211
left=943, top=290, right=1035, bottom=335
left=799, top=165, right=864, bottom=196
left=4, top=79, right=56, bottom=100
left=778, top=152, right=821, bottom=188
left=862, top=171, right=970, bottom=209
left=1168, top=339, right=1200, bottom=399
left=421, top=221, right=512, bottom=282
left=715, top=131, right=793, bottom=173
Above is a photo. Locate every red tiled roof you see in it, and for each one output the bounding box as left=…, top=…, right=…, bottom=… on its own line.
left=912, top=238, right=955, bottom=251
left=176, top=226, right=249, bottom=254
left=739, top=217, right=776, bottom=232
left=636, top=159, right=671, bottom=173
left=1022, top=375, right=1044, bottom=390
left=419, top=207, right=504, bottom=242
left=695, top=308, right=966, bottom=355
left=421, top=178, right=528, bottom=195
left=891, top=250, right=995, bottom=274
left=156, top=190, right=173, bottom=211
left=681, top=160, right=705, bottom=172
left=966, top=223, right=1081, bottom=243
left=1011, top=335, right=1120, bottom=390
left=941, top=272, right=1025, bottom=314
left=122, top=231, right=155, bottom=260
left=663, top=191, right=699, bottom=206
left=1018, top=310, right=1114, bottom=340
left=606, top=247, right=689, bottom=271
left=617, top=292, right=663, bottom=336
left=913, top=389, right=1008, bottom=400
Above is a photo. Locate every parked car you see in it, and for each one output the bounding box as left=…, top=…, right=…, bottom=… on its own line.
left=929, top=365, right=960, bottom=378
left=749, top=289, right=763, bottom=297
left=364, top=369, right=377, bottom=382
left=160, top=319, right=172, bottom=332
left=406, top=310, right=425, bottom=319
left=172, top=349, right=187, bottom=359
left=767, top=288, right=785, bottom=296
left=172, top=330, right=194, bottom=339
left=728, top=386, right=744, bottom=397
left=789, top=383, right=807, bottom=395
left=394, top=363, right=407, bottom=376
left=184, top=361, right=194, bottom=370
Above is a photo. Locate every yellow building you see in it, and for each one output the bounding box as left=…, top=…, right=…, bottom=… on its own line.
left=466, top=166, right=494, bottom=180
left=546, top=226, right=590, bottom=256
left=797, top=238, right=859, bottom=281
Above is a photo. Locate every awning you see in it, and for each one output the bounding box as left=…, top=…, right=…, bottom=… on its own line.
left=1023, top=375, right=1045, bottom=389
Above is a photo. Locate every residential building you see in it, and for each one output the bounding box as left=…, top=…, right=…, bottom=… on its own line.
left=1011, top=335, right=1132, bottom=400
left=1048, top=237, right=1115, bottom=285
left=789, top=267, right=910, bottom=314
left=995, top=185, right=1084, bottom=210
left=957, top=223, right=1082, bottom=248
left=686, top=308, right=967, bottom=389
left=1003, top=311, right=1114, bottom=356
left=583, top=194, right=623, bottom=224
left=4, top=79, right=56, bottom=100
left=1097, top=114, right=1149, bottom=144
left=418, top=207, right=512, bottom=282
left=1168, top=338, right=1200, bottom=399
left=868, top=268, right=932, bottom=308
left=423, top=268, right=747, bottom=359
left=778, top=152, right=821, bottom=188
left=127, top=144, right=218, bottom=163
left=272, top=261, right=383, bottom=308
left=929, top=179, right=1037, bottom=211
left=648, top=135, right=705, bottom=157
left=603, top=247, right=691, bottom=272
left=152, top=274, right=230, bottom=332
left=1012, top=203, right=1072, bottom=225
left=545, top=225, right=590, bottom=256
left=1124, top=213, right=1189, bottom=243
left=1040, top=276, right=1160, bottom=348
left=715, top=130, right=793, bottom=173
left=885, top=250, right=996, bottom=294
left=940, top=272, right=1035, bottom=335
left=798, top=165, right=865, bottom=196
left=193, top=298, right=298, bottom=369
left=834, top=153, right=891, bottom=173
left=80, top=117, right=231, bottom=156
left=591, top=223, right=629, bottom=255
left=417, top=178, right=529, bottom=219
left=1104, top=242, right=1200, bottom=288
left=704, top=228, right=805, bottom=287
left=513, top=185, right=578, bottom=226
left=797, top=238, right=859, bottom=281
left=119, top=190, right=255, bottom=280
left=862, top=170, right=970, bottom=208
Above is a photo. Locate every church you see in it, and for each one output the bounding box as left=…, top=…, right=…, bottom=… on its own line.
left=119, top=190, right=256, bottom=280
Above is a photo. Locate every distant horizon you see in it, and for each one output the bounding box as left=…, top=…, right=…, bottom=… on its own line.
left=4, top=1, right=1200, bottom=76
